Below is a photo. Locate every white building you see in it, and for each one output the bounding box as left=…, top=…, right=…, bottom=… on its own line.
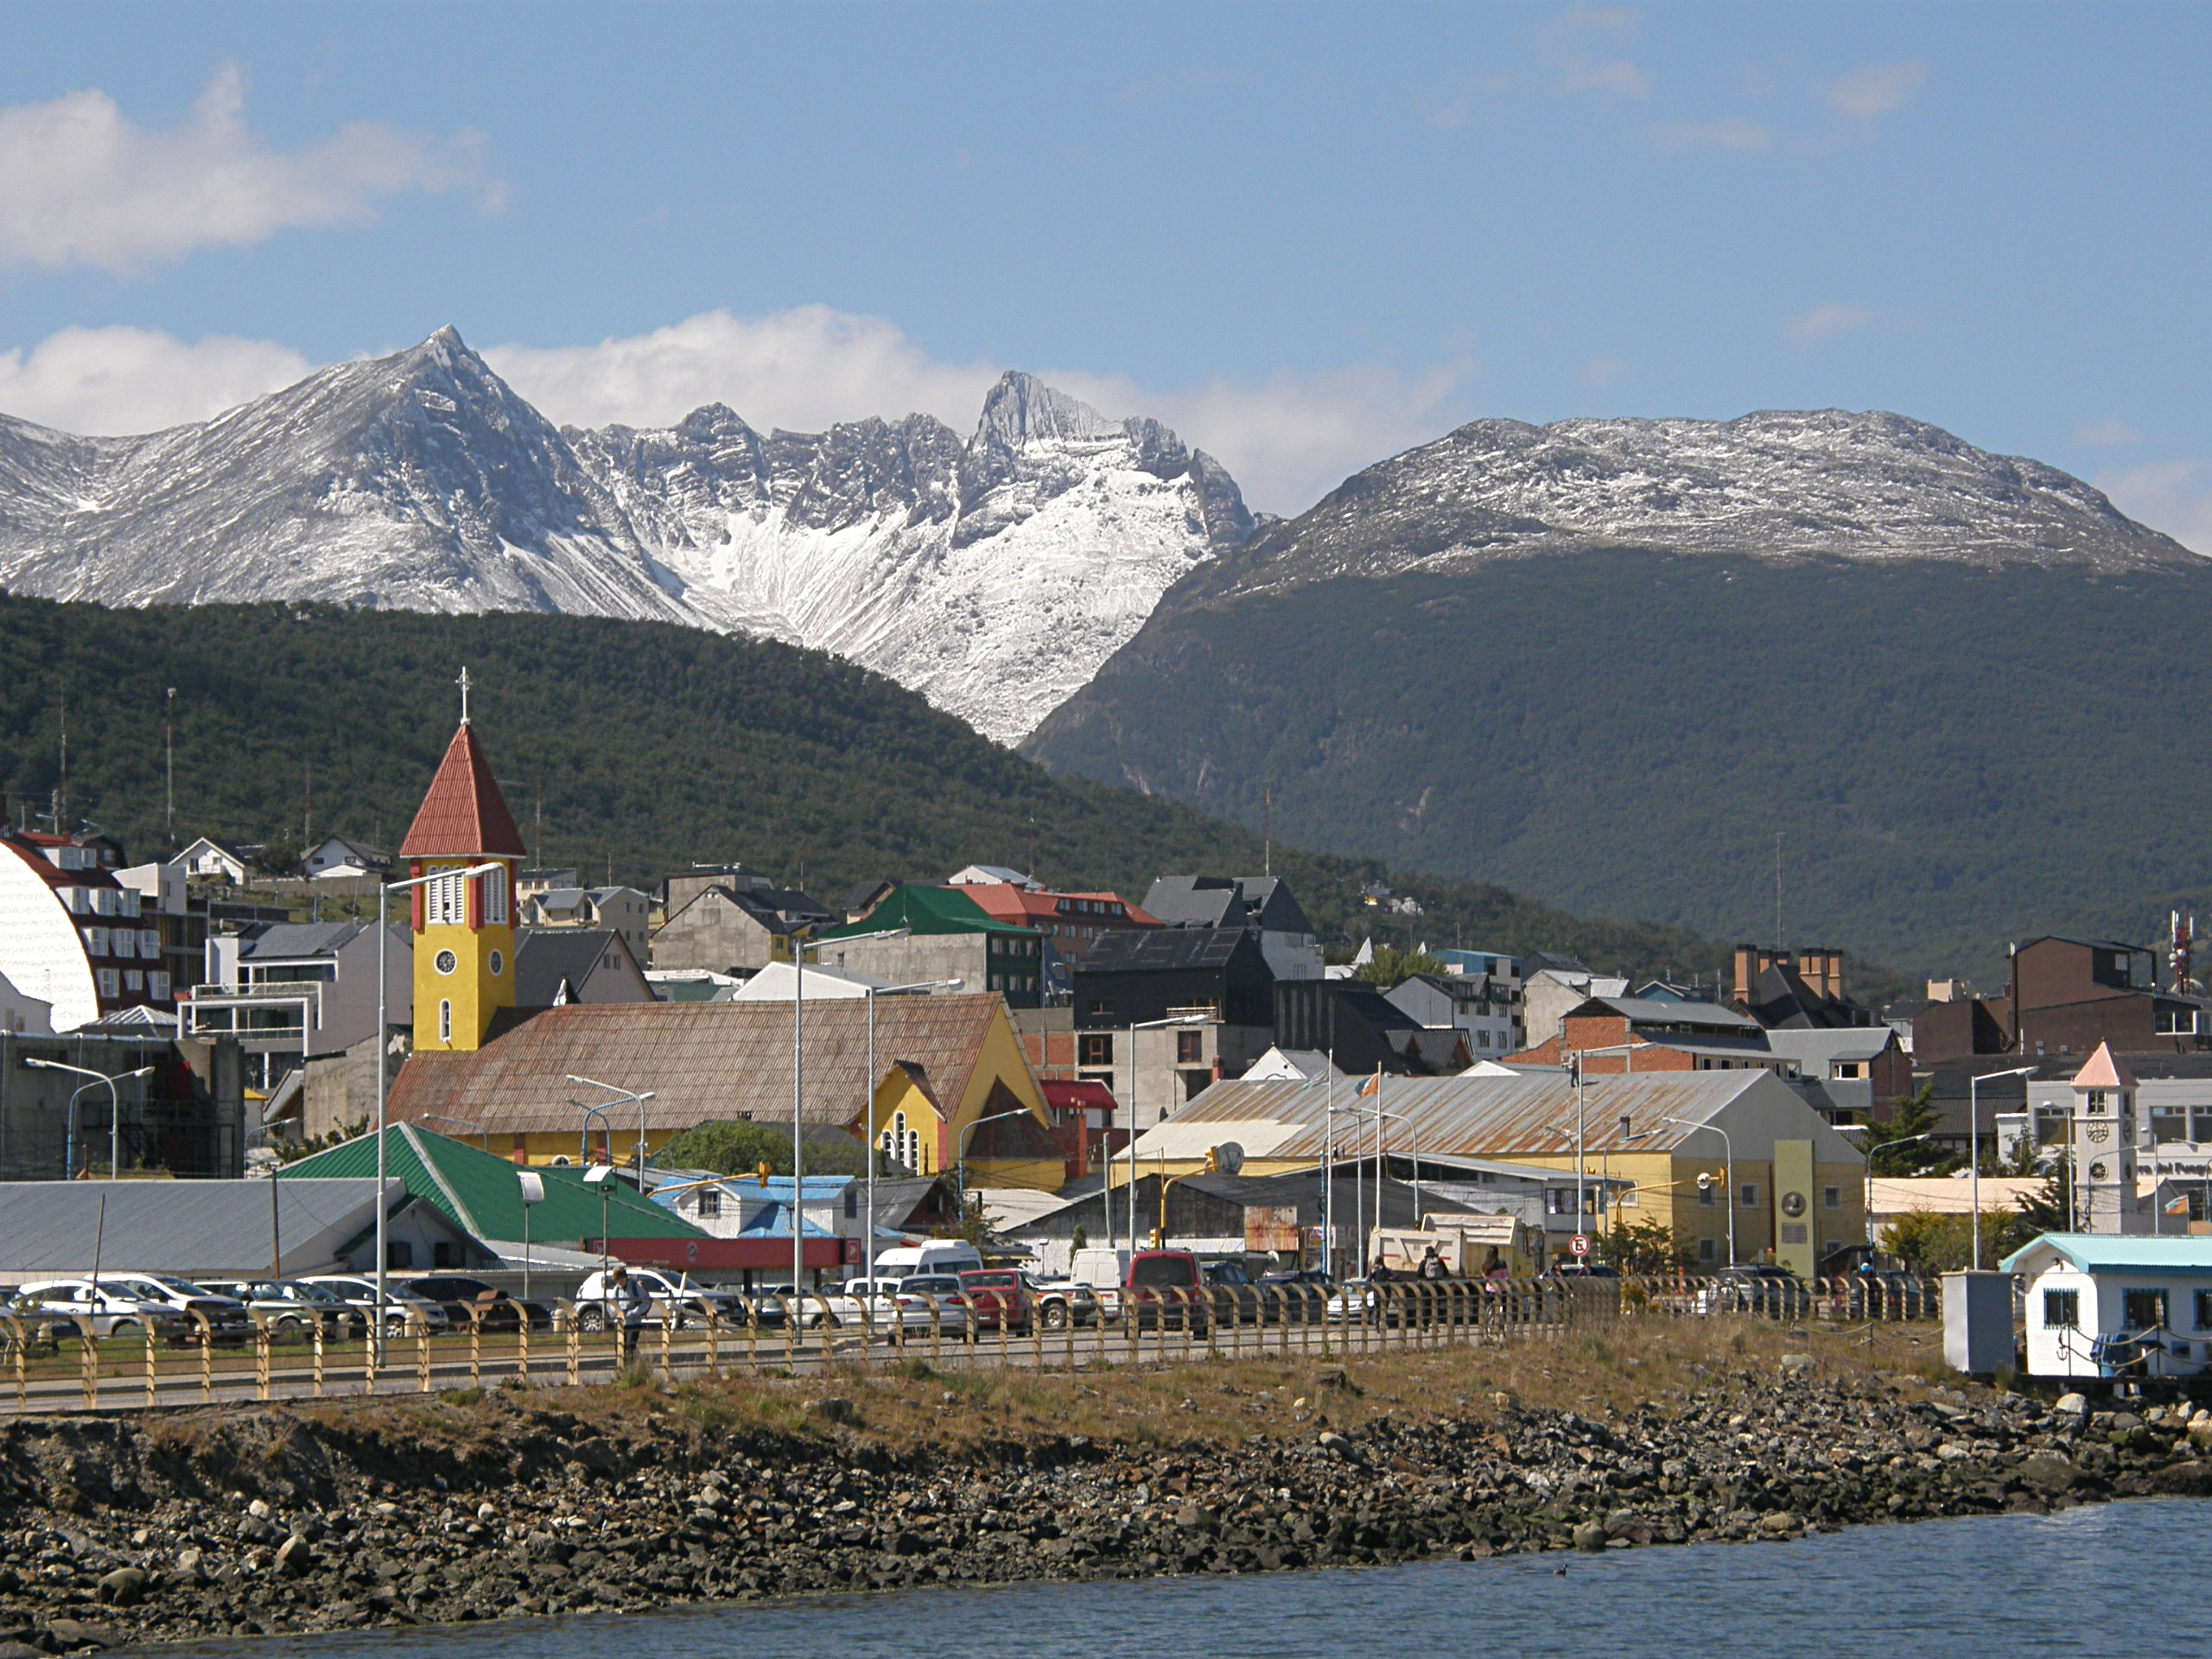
left=2025, top=1045, right=2212, bottom=1230
left=2006, top=1232, right=2212, bottom=1381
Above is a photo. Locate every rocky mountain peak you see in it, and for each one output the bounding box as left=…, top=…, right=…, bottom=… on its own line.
left=973, top=372, right=1123, bottom=449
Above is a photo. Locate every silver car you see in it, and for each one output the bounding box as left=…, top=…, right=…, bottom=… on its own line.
left=10, top=1279, right=184, bottom=1339
left=300, top=1274, right=451, bottom=1335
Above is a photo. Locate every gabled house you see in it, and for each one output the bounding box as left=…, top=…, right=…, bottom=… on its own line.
left=520, top=885, right=653, bottom=958
left=1275, top=979, right=1471, bottom=1077
left=514, top=927, right=654, bottom=1007
left=1142, top=874, right=1325, bottom=982
left=302, top=836, right=391, bottom=880
left=1071, top=926, right=1280, bottom=1122
left=1510, top=995, right=1789, bottom=1076
left=1387, top=971, right=1522, bottom=1057
left=186, top=918, right=412, bottom=1093
left=1730, top=944, right=1877, bottom=1030
left=813, top=885, right=1047, bottom=1009
left=177, top=837, right=257, bottom=884
left=652, top=866, right=835, bottom=975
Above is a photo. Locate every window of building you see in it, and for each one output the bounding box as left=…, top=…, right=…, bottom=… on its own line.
left=1698, top=1236, right=1718, bottom=1263
left=1822, top=1185, right=1842, bottom=1211
left=438, top=1000, right=453, bottom=1043
left=1077, top=1033, right=1114, bottom=1066
left=96, top=969, right=119, bottom=999
left=386, top=1242, right=413, bottom=1269
left=148, top=972, right=170, bottom=1001
left=1739, top=1183, right=1760, bottom=1209
left=425, top=870, right=468, bottom=926
left=1180, top=1070, right=1210, bottom=1101
left=83, top=926, right=110, bottom=957
left=2193, top=1290, right=2212, bottom=1331
left=2152, top=1109, right=2189, bottom=1143
left=696, top=1188, right=721, bottom=1219
left=2086, top=1090, right=2108, bottom=1116
left=1176, top=1030, right=1204, bottom=1064
left=1618, top=1183, right=1638, bottom=1208
left=1698, top=1178, right=1717, bottom=1207
left=111, top=931, right=135, bottom=960
left=2123, top=1288, right=2169, bottom=1331
left=123, top=971, right=143, bottom=993
left=480, top=865, right=509, bottom=926
left=2044, top=1288, right=2080, bottom=1329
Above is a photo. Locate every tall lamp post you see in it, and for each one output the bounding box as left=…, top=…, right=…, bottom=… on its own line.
left=374, top=861, right=502, bottom=1360
left=1853, top=1128, right=1942, bottom=1256
left=1662, top=1115, right=1736, bottom=1266
left=26, top=1059, right=152, bottom=1179
left=861, top=977, right=962, bottom=1288
left=955, top=1109, right=1034, bottom=1217
left=1122, top=1014, right=1209, bottom=1258
left=1969, top=1065, right=2037, bottom=1269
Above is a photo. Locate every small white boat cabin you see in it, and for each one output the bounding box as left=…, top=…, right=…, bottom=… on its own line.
left=2003, top=1233, right=2212, bottom=1382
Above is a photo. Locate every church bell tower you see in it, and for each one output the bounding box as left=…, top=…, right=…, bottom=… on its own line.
left=400, top=671, right=528, bottom=1052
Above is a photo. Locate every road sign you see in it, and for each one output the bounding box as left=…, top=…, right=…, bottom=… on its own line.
left=1570, top=1233, right=1590, bottom=1257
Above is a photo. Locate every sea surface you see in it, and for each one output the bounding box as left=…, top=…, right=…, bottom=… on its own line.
left=163, top=1498, right=2202, bottom=1659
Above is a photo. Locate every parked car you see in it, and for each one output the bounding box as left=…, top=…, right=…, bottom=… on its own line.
left=1202, top=1258, right=1270, bottom=1325
left=1123, top=1250, right=1211, bottom=1334
left=402, top=1275, right=552, bottom=1332
left=10, top=1280, right=185, bottom=1340
left=1019, top=1271, right=1100, bottom=1330
left=97, top=1273, right=254, bottom=1338
left=1834, top=1271, right=1930, bottom=1320
left=1694, top=1266, right=1811, bottom=1318
left=1258, top=1268, right=1335, bottom=1323
left=797, top=1277, right=945, bottom=1338
left=957, top=1268, right=1032, bottom=1336
left=300, top=1274, right=452, bottom=1336
left=1067, top=1248, right=1129, bottom=1323
left=893, top=1274, right=973, bottom=1338
left=199, top=1278, right=365, bottom=1338
left=1548, top=1261, right=1622, bottom=1280
left=574, top=1268, right=748, bottom=1332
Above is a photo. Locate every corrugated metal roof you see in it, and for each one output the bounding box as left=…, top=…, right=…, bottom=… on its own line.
left=1078, top=926, right=1254, bottom=973
left=0, top=1178, right=398, bottom=1280
left=2003, top=1232, right=2212, bottom=1274
left=1589, top=996, right=1760, bottom=1029
left=1135, top=1070, right=1814, bottom=1162
left=283, top=1126, right=702, bottom=1243
left=387, top=995, right=1014, bottom=1135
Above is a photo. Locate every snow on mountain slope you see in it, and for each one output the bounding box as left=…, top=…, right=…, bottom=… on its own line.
left=0, top=333, right=1253, bottom=744
left=568, top=372, right=1255, bottom=741
left=1176, top=408, right=2196, bottom=607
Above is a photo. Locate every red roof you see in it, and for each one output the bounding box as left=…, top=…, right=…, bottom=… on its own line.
left=2072, top=1041, right=2139, bottom=1092
left=962, top=882, right=1158, bottom=929
left=398, top=724, right=528, bottom=859
left=1043, top=1078, right=1116, bottom=1114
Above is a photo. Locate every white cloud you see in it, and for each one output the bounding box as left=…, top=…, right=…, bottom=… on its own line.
left=2095, top=460, right=2212, bottom=556
left=0, top=325, right=312, bottom=434
left=0, top=64, right=492, bottom=273
left=2075, top=417, right=2145, bottom=448
left=485, top=307, right=1004, bottom=438
left=1541, top=4, right=1649, bottom=98
left=1823, top=60, right=1926, bottom=124
left=1649, top=117, right=1773, bottom=152
left=1785, top=302, right=1878, bottom=344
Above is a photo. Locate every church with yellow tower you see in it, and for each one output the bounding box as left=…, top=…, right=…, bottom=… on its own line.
left=397, top=697, right=529, bottom=1053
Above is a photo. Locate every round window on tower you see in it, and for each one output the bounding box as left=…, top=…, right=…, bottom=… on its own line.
left=434, top=950, right=458, bottom=976
left=489, top=950, right=505, bottom=977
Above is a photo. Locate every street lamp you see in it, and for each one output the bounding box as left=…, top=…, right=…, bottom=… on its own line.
left=1662, top=1115, right=1736, bottom=1266
left=1851, top=1128, right=1942, bottom=1256
left=571, top=1100, right=614, bottom=1167
left=1969, top=1066, right=2037, bottom=1269
left=374, top=861, right=504, bottom=1358
left=1123, top=1014, right=1209, bottom=1258
left=25, top=1059, right=153, bottom=1180
left=861, top=977, right=963, bottom=1289
left=566, top=1075, right=658, bottom=1183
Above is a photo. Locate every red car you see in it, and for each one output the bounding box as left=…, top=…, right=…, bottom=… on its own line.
left=1123, top=1249, right=1211, bottom=1335
left=957, top=1268, right=1032, bottom=1336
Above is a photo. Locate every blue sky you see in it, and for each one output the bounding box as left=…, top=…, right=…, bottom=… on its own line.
left=2, top=3, right=2207, bottom=535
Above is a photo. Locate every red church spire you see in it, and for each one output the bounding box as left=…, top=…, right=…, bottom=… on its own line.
left=398, top=722, right=528, bottom=859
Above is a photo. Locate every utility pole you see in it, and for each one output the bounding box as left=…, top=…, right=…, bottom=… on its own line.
left=164, top=688, right=176, bottom=846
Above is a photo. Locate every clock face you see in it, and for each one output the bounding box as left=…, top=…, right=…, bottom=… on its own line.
left=434, top=950, right=458, bottom=976
left=489, top=950, right=505, bottom=977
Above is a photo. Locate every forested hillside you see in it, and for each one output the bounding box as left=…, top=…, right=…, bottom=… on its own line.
left=0, top=596, right=1737, bottom=985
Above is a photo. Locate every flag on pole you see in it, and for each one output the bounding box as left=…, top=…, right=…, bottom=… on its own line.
left=1358, top=1071, right=1380, bottom=1098
left=2167, top=1193, right=2192, bottom=1217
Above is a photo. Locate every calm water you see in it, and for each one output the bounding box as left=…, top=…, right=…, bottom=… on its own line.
left=166, top=1499, right=2202, bottom=1659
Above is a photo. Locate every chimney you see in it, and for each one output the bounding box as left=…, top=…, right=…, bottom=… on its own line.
left=1827, top=949, right=1845, bottom=1002
left=1732, top=944, right=1756, bottom=1008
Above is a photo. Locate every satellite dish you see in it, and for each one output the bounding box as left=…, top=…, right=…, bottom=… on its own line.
left=1214, top=1141, right=1245, bottom=1177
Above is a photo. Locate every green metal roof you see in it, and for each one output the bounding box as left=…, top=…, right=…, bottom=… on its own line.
left=280, top=1126, right=705, bottom=1244
left=818, top=884, right=1033, bottom=939
left=2001, top=1232, right=2212, bottom=1275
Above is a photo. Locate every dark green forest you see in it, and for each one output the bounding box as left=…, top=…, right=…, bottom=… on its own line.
left=0, top=595, right=1738, bottom=984
left=1027, top=550, right=2212, bottom=977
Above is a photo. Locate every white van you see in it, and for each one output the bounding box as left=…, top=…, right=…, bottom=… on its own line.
left=873, top=1241, right=983, bottom=1280
left=1069, top=1247, right=1130, bottom=1320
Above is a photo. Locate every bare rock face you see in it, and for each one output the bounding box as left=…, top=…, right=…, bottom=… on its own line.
left=0, top=337, right=1254, bottom=746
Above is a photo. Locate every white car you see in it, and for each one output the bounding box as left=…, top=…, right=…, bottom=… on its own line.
left=573, top=1268, right=749, bottom=1332
left=799, top=1276, right=953, bottom=1337
left=10, top=1279, right=183, bottom=1339
left=300, top=1275, right=451, bottom=1335
left=98, top=1273, right=254, bottom=1337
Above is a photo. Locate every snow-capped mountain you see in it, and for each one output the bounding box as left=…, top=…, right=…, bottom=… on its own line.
left=1175, top=408, right=2194, bottom=608
left=0, top=329, right=1254, bottom=743
left=570, top=374, right=1252, bottom=744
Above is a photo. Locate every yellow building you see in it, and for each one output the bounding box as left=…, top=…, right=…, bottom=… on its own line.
left=390, top=992, right=1063, bottom=1190
left=1125, top=1068, right=1866, bottom=1273
left=397, top=717, right=528, bottom=1053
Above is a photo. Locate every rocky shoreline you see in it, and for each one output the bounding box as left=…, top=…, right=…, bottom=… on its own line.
left=2, top=1364, right=2209, bottom=1652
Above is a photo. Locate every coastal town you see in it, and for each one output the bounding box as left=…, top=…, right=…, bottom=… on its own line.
left=0, top=690, right=2207, bottom=1408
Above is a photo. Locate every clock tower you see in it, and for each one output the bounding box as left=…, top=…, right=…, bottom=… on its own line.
left=399, top=690, right=528, bottom=1053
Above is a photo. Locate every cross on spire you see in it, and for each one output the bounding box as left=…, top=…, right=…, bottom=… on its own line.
left=457, top=665, right=472, bottom=724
